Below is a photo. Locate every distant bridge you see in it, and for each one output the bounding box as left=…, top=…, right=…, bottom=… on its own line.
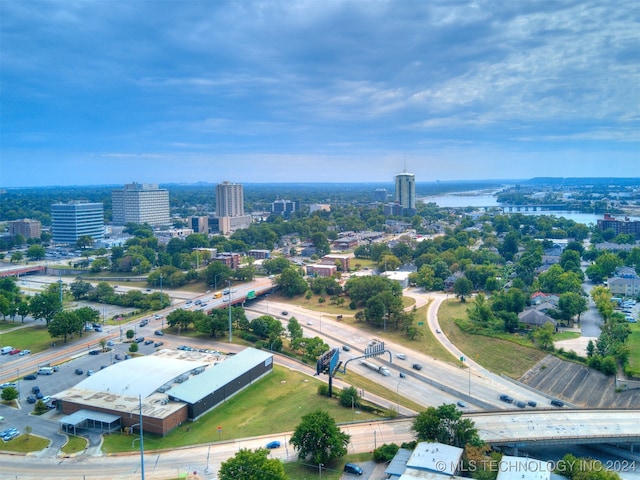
left=0, top=265, right=46, bottom=278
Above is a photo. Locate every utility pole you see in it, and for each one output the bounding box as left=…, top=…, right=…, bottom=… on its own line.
left=228, top=280, right=233, bottom=342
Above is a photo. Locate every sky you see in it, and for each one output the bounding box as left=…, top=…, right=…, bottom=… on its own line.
left=1, top=0, right=639, bottom=188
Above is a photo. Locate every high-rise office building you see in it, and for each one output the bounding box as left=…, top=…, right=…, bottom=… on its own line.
left=112, top=183, right=170, bottom=226
left=395, top=171, right=416, bottom=214
left=51, top=201, right=104, bottom=244
left=215, top=181, right=251, bottom=234
left=216, top=181, right=245, bottom=217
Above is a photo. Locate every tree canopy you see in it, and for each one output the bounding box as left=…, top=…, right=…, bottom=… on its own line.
left=289, top=409, right=350, bottom=465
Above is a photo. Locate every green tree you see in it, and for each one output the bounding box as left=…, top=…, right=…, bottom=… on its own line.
left=30, top=291, right=62, bottom=325
left=1, top=386, right=19, bottom=402
left=194, top=310, right=228, bottom=338
left=219, top=448, right=287, bottom=480
left=10, top=251, right=23, bottom=263
left=48, top=311, right=83, bottom=343
left=276, top=267, right=308, bottom=298
left=287, top=317, right=304, bottom=348
left=126, top=329, right=135, bottom=340
left=558, top=292, right=588, bottom=323
left=129, top=342, right=139, bottom=353
left=339, top=386, right=360, bottom=408
left=290, top=410, right=350, bottom=466
left=412, top=404, right=481, bottom=448
left=453, top=276, right=473, bottom=302
left=533, top=323, right=555, bottom=350
left=26, top=244, right=46, bottom=261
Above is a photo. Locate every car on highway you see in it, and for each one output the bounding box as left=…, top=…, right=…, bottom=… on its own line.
left=399, top=372, right=406, bottom=379
left=412, top=363, right=422, bottom=370
left=550, top=399, right=565, bottom=407
left=282, top=311, right=288, bottom=316
left=436, top=328, right=441, bottom=333
left=342, top=345, right=350, bottom=351
left=396, top=353, right=406, bottom=360
left=266, top=440, right=281, bottom=449
left=140, top=319, right=149, bottom=327
left=457, top=401, right=467, bottom=408
left=527, top=400, right=537, bottom=407
left=499, top=394, right=514, bottom=403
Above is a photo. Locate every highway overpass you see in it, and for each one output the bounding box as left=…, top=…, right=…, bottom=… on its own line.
left=469, top=409, right=640, bottom=449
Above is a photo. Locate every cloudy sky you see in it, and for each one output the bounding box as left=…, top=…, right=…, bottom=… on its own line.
left=1, top=0, right=638, bottom=187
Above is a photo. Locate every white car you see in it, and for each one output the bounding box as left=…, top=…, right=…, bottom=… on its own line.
left=396, top=353, right=406, bottom=360
left=19, top=349, right=31, bottom=356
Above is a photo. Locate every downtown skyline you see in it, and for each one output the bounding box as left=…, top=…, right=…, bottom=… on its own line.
left=1, top=0, right=639, bottom=188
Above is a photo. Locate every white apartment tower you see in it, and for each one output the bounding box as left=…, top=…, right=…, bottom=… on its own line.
left=112, top=183, right=170, bottom=226
left=216, top=181, right=245, bottom=217
left=395, top=170, right=416, bottom=211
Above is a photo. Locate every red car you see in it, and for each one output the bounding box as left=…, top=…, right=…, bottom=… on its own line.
left=9, top=348, right=21, bottom=355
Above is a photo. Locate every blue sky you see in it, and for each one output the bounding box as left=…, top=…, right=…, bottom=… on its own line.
left=1, top=0, right=638, bottom=187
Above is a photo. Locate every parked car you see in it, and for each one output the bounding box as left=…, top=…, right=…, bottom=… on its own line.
left=266, top=440, right=281, bottom=449
left=19, top=349, right=31, bottom=356
left=527, top=400, right=537, bottom=407
left=499, top=394, right=514, bottom=403
left=344, top=463, right=364, bottom=475
left=135, top=337, right=145, bottom=343
left=412, top=363, right=422, bottom=370
left=516, top=401, right=526, bottom=408
left=88, top=349, right=100, bottom=355
left=9, top=348, right=21, bottom=355
left=75, top=368, right=84, bottom=375
left=107, top=340, right=115, bottom=346
left=114, top=353, right=124, bottom=361
left=154, top=330, right=164, bottom=336
left=144, top=339, right=154, bottom=345
left=0, top=382, right=17, bottom=389
left=41, top=395, right=51, bottom=403
left=87, top=370, right=94, bottom=376
left=154, top=341, right=164, bottom=347
left=26, top=395, right=36, bottom=404
left=23, top=374, right=37, bottom=380
left=31, top=386, right=40, bottom=394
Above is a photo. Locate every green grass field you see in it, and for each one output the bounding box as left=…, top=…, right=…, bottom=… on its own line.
left=625, top=322, right=640, bottom=377
left=438, top=299, right=548, bottom=378
left=0, top=324, right=54, bottom=353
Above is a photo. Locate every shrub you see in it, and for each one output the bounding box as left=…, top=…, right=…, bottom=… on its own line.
left=373, top=443, right=399, bottom=462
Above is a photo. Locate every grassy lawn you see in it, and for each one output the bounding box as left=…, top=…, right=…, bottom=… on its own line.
left=284, top=452, right=373, bottom=479
left=61, top=435, right=88, bottom=454
left=438, top=299, right=547, bottom=378
left=625, top=322, right=640, bottom=377
left=0, top=434, right=49, bottom=453
left=101, top=365, right=384, bottom=454
left=0, top=324, right=55, bottom=353
left=554, top=331, right=582, bottom=341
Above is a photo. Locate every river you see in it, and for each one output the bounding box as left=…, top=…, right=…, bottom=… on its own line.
left=421, top=191, right=622, bottom=225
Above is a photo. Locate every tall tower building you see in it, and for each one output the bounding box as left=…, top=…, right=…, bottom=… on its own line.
left=51, top=201, right=104, bottom=244
left=395, top=170, right=416, bottom=213
left=112, top=182, right=170, bottom=226
left=216, top=181, right=245, bottom=217
left=215, top=181, right=251, bottom=235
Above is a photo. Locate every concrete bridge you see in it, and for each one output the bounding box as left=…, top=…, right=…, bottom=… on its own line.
left=468, top=409, right=640, bottom=450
